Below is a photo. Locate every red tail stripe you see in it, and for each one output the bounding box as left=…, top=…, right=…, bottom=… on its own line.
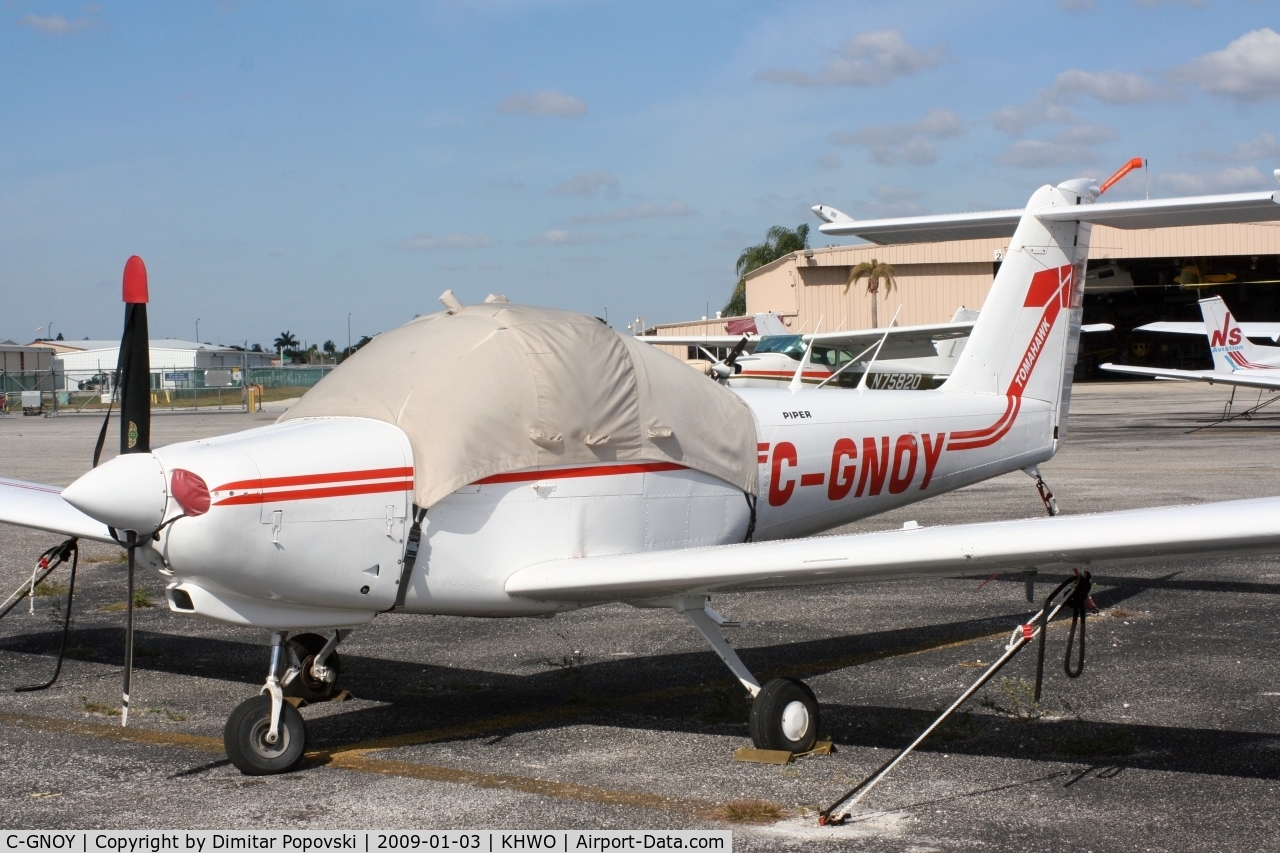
left=947, top=397, right=1022, bottom=450
left=214, top=466, right=414, bottom=492
left=214, top=479, right=413, bottom=506
left=474, top=461, right=686, bottom=485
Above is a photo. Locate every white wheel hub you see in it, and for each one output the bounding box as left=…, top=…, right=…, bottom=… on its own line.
left=780, top=700, right=810, bottom=742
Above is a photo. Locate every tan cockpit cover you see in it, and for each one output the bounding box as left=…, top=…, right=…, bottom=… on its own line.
left=281, top=304, right=759, bottom=508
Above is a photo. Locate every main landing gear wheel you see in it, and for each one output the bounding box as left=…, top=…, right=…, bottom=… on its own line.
left=224, top=694, right=306, bottom=776
left=283, top=632, right=341, bottom=702
left=750, top=678, right=820, bottom=753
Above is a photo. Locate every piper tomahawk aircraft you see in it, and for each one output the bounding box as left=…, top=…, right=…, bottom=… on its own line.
left=1102, top=295, right=1280, bottom=391
left=5, top=174, right=1280, bottom=777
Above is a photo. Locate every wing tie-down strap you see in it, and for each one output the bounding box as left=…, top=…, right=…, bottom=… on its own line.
left=818, top=570, right=1094, bottom=826
left=390, top=506, right=427, bottom=610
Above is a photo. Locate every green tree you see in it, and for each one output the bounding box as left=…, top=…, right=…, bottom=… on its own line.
left=322, top=340, right=337, bottom=361
left=273, top=331, right=298, bottom=351
left=722, top=224, right=810, bottom=317
left=844, top=259, right=897, bottom=328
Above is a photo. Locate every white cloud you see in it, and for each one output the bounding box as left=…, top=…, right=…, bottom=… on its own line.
left=1168, top=28, right=1280, bottom=102
left=831, top=109, right=962, bottom=165
left=863, top=184, right=926, bottom=217
left=1155, top=165, right=1275, bottom=195
left=1051, top=69, right=1165, bottom=104
left=988, top=100, right=1077, bottom=136
left=756, top=29, right=947, bottom=88
left=816, top=152, right=842, bottom=169
left=990, top=69, right=1166, bottom=137
left=496, top=89, right=588, bottom=117
left=528, top=229, right=606, bottom=245
left=998, top=126, right=1115, bottom=168
left=1194, top=132, right=1280, bottom=163
left=551, top=170, right=619, bottom=197
left=396, top=233, right=493, bottom=250
left=573, top=201, right=697, bottom=223
left=18, top=13, right=93, bottom=34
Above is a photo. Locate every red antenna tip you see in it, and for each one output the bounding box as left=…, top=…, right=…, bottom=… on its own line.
left=122, top=255, right=149, bottom=304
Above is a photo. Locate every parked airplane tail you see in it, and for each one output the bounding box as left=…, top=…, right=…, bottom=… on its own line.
left=1198, top=296, right=1280, bottom=371
left=939, top=182, right=1091, bottom=447
left=812, top=176, right=1280, bottom=447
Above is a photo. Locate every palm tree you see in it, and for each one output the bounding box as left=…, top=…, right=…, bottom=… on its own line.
left=845, top=259, right=897, bottom=328
left=722, top=224, right=810, bottom=317
left=273, top=331, right=298, bottom=351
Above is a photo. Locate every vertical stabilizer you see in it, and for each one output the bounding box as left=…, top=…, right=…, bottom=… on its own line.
left=941, top=182, right=1092, bottom=447
left=1198, top=296, right=1280, bottom=371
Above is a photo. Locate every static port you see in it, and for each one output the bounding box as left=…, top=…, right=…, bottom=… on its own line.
left=360, top=585, right=370, bottom=595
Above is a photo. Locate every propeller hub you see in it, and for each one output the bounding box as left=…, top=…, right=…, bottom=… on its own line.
left=62, top=453, right=168, bottom=534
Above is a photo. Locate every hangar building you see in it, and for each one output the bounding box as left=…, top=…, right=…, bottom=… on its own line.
left=47, top=339, right=276, bottom=390
left=647, top=222, right=1280, bottom=379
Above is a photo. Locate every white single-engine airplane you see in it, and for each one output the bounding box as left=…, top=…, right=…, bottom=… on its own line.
left=4, top=173, right=1280, bottom=777
left=1102, top=295, right=1280, bottom=391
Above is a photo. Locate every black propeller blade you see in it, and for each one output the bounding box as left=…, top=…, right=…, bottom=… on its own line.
left=117, top=255, right=151, bottom=727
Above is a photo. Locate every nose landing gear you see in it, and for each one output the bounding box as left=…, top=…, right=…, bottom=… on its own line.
left=224, top=629, right=347, bottom=775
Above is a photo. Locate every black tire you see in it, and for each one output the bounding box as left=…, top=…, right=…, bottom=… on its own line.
left=224, top=694, right=306, bottom=776
left=282, top=633, right=341, bottom=702
left=749, top=678, right=820, bottom=753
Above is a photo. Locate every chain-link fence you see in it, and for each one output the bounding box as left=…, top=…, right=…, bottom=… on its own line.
left=1, top=364, right=336, bottom=416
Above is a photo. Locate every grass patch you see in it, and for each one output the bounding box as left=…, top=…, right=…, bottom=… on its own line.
left=711, top=800, right=786, bottom=824
left=980, top=677, right=1043, bottom=720
left=80, top=696, right=120, bottom=716
left=98, top=591, right=156, bottom=612
left=32, top=581, right=67, bottom=597
left=146, top=708, right=187, bottom=722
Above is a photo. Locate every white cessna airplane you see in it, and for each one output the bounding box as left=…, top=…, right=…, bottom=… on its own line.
left=4, top=175, right=1280, bottom=778
left=638, top=309, right=980, bottom=390
left=1102, top=295, right=1280, bottom=391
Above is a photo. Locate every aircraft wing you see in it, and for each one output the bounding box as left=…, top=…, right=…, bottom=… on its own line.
left=634, top=335, right=747, bottom=349
left=1138, top=321, right=1280, bottom=342
left=817, top=190, right=1280, bottom=244
left=1099, top=363, right=1280, bottom=391
left=804, top=321, right=973, bottom=349
left=0, top=477, right=115, bottom=544
left=506, top=496, right=1280, bottom=603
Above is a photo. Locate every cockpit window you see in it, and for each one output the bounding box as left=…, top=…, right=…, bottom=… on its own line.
left=753, top=335, right=806, bottom=359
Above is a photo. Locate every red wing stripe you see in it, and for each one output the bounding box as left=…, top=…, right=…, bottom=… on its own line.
left=214, top=479, right=414, bottom=506
left=0, top=479, right=63, bottom=495
left=474, top=461, right=686, bottom=485
left=799, top=473, right=825, bottom=487
left=215, top=466, right=414, bottom=492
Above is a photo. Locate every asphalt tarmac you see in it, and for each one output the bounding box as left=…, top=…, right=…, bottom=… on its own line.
left=1, top=382, right=1278, bottom=851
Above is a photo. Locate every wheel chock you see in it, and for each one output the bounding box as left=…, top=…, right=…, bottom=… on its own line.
left=332, top=689, right=353, bottom=702
left=283, top=696, right=306, bottom=709
left=796, top=741, right=835, bottom=757
left=733, top=747, right=793, bottom=765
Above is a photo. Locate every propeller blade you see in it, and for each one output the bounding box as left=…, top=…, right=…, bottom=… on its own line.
left=118, top=255, right=150, bottom=457
left=122, top=532, right=135, bottom=727
left=117, top=257, right=150, bottom=728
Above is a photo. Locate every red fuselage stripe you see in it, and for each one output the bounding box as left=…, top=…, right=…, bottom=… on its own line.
left=474, top=461, right=686, bottom=485
left=213, top=479, right=414, bottom=506
left=214, top=466, right=414, bottom=492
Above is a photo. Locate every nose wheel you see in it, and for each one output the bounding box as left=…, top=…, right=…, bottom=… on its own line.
left=750, top=677, right=820, bottom=753
left=224, top=694, right=306, bottom=775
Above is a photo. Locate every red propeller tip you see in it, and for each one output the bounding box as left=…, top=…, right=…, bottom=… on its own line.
left=122, top=255, right=149, bottom=304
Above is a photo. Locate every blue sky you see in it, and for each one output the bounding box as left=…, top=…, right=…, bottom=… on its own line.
left=2, top=1, right=1278, bottom=348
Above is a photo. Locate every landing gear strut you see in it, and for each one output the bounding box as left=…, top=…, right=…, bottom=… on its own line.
left=224, top=629, right=346, bottom=775
left=675, top=596, right=821, bottom=754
